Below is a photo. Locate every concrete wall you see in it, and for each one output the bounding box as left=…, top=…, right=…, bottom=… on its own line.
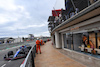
left=55, top=31, right=62, bottom=48
left=63, top=48, right=100, bottom=67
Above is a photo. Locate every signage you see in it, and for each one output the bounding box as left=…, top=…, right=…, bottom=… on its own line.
left=70, top=27, right=79, bottom=31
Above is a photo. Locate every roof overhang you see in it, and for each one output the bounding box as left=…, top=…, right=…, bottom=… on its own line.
left=51, top=1, right=100, bottom=34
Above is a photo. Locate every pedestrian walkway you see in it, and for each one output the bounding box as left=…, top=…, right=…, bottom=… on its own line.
left=34, top=41, right=86, bottom=67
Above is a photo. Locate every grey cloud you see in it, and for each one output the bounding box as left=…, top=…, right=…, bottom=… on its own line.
left=0, top=0, right=57, bottom=37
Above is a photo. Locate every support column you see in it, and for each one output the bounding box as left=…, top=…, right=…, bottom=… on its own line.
left=61, top=34, right=64, bottom=49
left=55, top=31, right=61, bottom=48
left=51, top=34, right=54, bottom=45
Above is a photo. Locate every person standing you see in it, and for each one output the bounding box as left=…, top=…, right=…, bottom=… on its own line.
left=89, top=0, right=95, bottom=4
left=36, top=38, right=41, bottom=54
left=40, top=39, right=44, bottom=45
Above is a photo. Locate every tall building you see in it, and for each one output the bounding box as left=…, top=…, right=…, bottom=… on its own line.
left=48, top=0, right=100, bottom=67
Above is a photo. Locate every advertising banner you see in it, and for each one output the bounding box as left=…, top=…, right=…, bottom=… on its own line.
left=52, top=9, right=61, bottom=17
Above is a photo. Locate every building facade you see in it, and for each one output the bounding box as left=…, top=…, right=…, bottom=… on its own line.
left=48, top=0, right=100, bottom=67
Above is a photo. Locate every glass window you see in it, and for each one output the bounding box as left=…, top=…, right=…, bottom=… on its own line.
left=89, top=33, right=96, bottom=48
left=97, top=32, right=100, bottom=49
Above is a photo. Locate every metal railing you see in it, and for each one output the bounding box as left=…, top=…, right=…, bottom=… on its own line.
left=21, top=39, right=50, bottom=67
left=22, top=44, right=36, bottom=67
left=0, top=41, right=35, bottom=50
left=49, top=0, right=100, bottom=31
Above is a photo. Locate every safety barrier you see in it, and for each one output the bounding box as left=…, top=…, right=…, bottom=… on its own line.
left=21, top=39, right=50, bottom=67
left=0, top=41, right=35, bottom=50
left=0, top=38, right=51, bottom=50
left=21, top=44, right=36, bottom=67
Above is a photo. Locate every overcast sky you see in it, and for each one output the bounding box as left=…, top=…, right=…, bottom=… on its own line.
left=0, top=0, right=65, bottom=38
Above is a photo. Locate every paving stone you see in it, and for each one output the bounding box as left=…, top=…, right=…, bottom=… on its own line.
left=34, top=41, right=86, bottom=67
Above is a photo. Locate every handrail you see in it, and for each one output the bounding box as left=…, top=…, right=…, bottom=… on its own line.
left=51, top=0, right=100, bottom=34
left=21, top=44, right=36, bottom=67
left=20, top=39, right=50, bottom=67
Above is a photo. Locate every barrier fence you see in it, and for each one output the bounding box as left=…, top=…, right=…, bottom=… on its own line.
left=22, top=44, right=36, bottom=67
left=21, top=39, right=50, bottom=67
left=0, top=41, right=36, bottom=50
left=0, top=38, right=50, bottom=50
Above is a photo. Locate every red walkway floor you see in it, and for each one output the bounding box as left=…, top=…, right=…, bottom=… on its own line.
left=34, top=41, right=86, bottom=67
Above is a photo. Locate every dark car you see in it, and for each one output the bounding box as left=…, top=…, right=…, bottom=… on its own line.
left=4, top=45, right=31, bottom=60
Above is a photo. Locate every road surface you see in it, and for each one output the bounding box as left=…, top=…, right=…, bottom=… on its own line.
left=0, top=41, right=35, bottom=67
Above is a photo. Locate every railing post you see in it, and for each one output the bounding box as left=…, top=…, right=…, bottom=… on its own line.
left=33, top=47, right=36, bottom=57
left=31, top=49, right=35, bottom=67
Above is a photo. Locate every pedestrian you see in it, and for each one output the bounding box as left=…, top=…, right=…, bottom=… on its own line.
left=36, top=38, right=41, bottom=54
left=40, top=39, right=44, bottom=45
left=89, top=0, right=95, bottom=4
left=47, top=39, right=49, bottom=41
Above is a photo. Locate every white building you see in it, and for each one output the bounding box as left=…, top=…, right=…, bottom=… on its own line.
left=13, top=37, right=23, bottom=43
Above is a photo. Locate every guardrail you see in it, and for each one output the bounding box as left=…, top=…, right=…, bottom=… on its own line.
left=0, top=38, right=51, bottom=50
left=0, top=40, right=36, bottom=50
left=21, top=44, right=36, bottom=67
left=21, top=39, right=50, bottom=67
